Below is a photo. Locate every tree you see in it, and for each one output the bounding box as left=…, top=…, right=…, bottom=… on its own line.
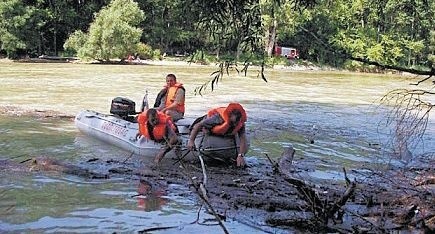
left=187, top=0, right=434, bottom=162
left=429, top=30, right=435, bottom=67
left=187, top=0, right=264, bottom=60
left=63, top=30, right=87, bottom=56
left=65, top=0, right=144, bottom=61
left=138, top=0, right=199, bottom=54
left=0, top=0, right=47, bottom=58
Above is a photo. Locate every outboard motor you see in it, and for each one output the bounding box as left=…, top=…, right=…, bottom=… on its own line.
left=110, top=97, right=136, bottom=121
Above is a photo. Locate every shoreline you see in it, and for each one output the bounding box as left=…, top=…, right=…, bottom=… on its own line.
left=0, top=57, right=418, bottom=76
left=0, top=57, right=329, bottom=72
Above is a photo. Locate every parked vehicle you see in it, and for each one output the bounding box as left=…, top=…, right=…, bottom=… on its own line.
left=274, top=46, right=299, bottom=59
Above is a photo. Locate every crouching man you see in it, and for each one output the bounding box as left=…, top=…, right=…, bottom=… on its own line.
left=137, top=108, right=180, bottom=164
left=187, top=103, right=248, bottom=167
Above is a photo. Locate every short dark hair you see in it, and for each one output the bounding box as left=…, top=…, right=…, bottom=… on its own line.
left=166, top=74, right=176, bottom=81
left=146, top=108, right=158, bottom=125
left=231, top=110, right=242, bottom=122
left=147, top=108, right=157, bottom=118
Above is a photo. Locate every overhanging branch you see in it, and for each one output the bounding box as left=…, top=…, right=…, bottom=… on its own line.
left=300, top=27, right=435, bottom=77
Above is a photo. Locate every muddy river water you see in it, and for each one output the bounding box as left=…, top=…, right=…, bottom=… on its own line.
left=0, top=62, right=434, bottom=233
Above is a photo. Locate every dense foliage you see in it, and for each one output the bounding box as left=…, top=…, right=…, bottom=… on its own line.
left=0, top=0, right=433, bottom=72
left=64, top=0, right=144, bottom=61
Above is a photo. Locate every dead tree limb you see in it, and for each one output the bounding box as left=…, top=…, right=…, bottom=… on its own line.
left=379, top=89, right=434, bottom=159
left=328, top=168, right=356, bottom=218
left=178, top=156, right=229, bottom=234
left=274, top=147, right=357, bottom=226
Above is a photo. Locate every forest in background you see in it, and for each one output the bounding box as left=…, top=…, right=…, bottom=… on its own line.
left=0, top=0, right=434, bottom=72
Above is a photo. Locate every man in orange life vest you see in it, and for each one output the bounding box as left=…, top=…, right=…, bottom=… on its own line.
left=154, top=74, right=185, bottom=121
left=187, top=103, right=248, bottom=167
left=137, top=108, right=180, bottom=163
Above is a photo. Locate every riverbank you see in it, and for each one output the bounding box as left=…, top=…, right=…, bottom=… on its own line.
left=0, top=57, right=330, bottom=72
left=1, top=137, right=433, bottom=233
left=3, top=57, right=424, bottom=76
left=140, top=58, right=329, bottom=71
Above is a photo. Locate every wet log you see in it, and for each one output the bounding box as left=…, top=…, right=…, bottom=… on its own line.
left=25, top=157, right=109, bottom=179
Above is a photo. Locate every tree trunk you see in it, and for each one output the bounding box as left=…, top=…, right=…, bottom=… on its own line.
left=54, top=28, right=57, bottom=56
left=266, top=19, right=277, bottom=57
left=236, top=41, right=241, bottom=61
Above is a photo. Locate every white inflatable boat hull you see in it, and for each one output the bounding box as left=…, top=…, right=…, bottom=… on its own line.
left=74, top=110, right=242, bottom=159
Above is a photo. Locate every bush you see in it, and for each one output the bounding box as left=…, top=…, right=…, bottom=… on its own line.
left=63, top=30, right=87, bottom=56
left=136, top=43, right=155, bottom=59
left=152, top=49, right=161, bottom=60
left=188, top=50, right=215, bottom=64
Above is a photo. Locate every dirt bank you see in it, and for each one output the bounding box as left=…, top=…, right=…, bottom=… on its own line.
left=2, top=150, right=433, bottom=233
left=145, top=151, right=435, bottom=233
left=0, top=106, right=75, bottom=119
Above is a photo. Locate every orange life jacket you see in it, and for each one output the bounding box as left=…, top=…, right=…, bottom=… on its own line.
left=137, top=110, right=175, bottom=141
left=164, top=83, right=185, bottom=113
left=207, top=103, right=247, bottom=135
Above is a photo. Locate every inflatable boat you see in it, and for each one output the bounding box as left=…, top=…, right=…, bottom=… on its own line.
left=74, top=97, right=244, bottom=160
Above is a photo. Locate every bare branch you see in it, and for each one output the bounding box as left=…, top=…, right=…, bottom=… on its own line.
left=380, top=89, right=434, bottom=159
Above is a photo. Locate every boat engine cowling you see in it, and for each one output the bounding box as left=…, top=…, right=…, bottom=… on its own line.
left=110, top=97, right=136, bottom=119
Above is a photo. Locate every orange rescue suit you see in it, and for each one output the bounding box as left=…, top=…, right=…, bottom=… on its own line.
left=164, top=83, right=185, bottom=113
left=137, top=110, right=175, bottom=141
left=207, top=103, right=247, bottom=135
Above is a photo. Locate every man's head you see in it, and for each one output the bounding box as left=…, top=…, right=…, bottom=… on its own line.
left=166, top=74, right=177, bottom=87
left=229, top=110, right=242, bottom=125
left=146, top=108, right=159, bottom=126
left=225, top=103, right=246, bottom=126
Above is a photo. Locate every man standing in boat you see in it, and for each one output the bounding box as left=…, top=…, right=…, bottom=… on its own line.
left=187, top=103, right=248, bottom=167
left=137, top=108, right=181, bottom=163
left=154, top=74, right=185, bottom=122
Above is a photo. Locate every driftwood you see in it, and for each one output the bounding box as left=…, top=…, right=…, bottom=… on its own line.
left=26, top=157, right=109, bottom=179
left=2, top=145, right=431, bottom=232
left=276, top=146, right=356, bottom=226
left=0, top=157, right=109, bottom=179
left=178, top=152, right=230, bottom=234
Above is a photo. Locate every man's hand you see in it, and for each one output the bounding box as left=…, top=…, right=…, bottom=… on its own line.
left=187, top=140, right=195, bottom=151
left=236, top=153, right=246, bottom=167
left=154, top=151, right=165, bottom=164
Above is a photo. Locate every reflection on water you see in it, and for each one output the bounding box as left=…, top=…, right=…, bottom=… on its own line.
left=0, top=174, right=209, bottom=233
left=0, top=62, right=434, bottom=232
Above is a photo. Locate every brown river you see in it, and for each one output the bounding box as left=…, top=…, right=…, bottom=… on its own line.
left=0, top=61, right=434, bottom=233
